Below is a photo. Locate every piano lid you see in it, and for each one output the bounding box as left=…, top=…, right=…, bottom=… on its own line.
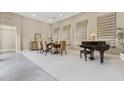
left=81, top=41, right=106, bottom=45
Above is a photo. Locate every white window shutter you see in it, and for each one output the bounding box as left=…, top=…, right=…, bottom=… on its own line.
left=97, top=13, right=116, bottom=47
left=53, top=27, right=59, bottom=41
left=76, top=20, right=88, bottom=45
left=0, top=12, right=16, bottom=26
left=63, top=24, right=71, bottom=44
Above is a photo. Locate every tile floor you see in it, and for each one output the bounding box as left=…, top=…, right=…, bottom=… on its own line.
left=1, top=49, right=124, bottom=81
left=21, top=49, right=124, bottom=81
left=0, top=51, right=57, bottom=81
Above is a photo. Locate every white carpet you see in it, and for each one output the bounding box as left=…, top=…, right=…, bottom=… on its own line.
left=21, top=50, right=124, bottom=81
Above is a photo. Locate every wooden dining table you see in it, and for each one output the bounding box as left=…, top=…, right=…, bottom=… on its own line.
left=47, top=43, right=61, bottom=54
left=53, top=44, right=61, bottom=54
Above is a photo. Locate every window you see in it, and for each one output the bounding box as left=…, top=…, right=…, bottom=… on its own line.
left=97, top=13, right=116, bottom=47
left=63, top=24, right=71, bottom=44
left=0, top=12, right=16, bottom=26
left=76, top=20, right=88, bottom=45
left=53, top=27, right=59, bottom=41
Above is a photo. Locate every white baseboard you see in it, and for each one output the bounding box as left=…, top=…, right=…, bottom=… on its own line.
left=0, top=49, right=16, bottom=53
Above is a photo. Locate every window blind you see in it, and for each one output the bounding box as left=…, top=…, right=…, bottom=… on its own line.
left=53, top=27, right=59, bottom=41
left=76, top=20, right=88, bottom=45
left=0, top=12, right=16, bottom=26
left=63, top=24, right=71, bottom=44
left=97, top=13, right=116, bottom=47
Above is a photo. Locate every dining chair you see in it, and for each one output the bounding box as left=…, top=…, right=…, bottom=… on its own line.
left=42, top=41, right=49, bottom=55
left=37, top=38, right=43, bottom=53
left=59, top=41, right=67, bottom=56
left=55, top=41, right=58, bottom=44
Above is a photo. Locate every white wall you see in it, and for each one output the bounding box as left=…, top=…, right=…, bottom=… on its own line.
left=52, top=12, right=123, bottom=46
left=21, top=17, right=51, bottom=49
left=1, top=12, right=124, bottom=52
left=52, top=12, right=108, bottom=47
left=0, top=13, right=51, bottom=50
left=0, top=27, right=16, bottom=50
left=116, top=12, right=124, bottom=28
left=51, top=12, right=124, bottom=54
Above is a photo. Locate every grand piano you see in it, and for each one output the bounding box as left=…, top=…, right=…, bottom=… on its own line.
left=80, top=41, right=110, bottom=63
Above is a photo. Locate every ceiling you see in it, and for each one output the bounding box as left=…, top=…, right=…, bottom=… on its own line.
left=16, top=12, right=80, bottom=24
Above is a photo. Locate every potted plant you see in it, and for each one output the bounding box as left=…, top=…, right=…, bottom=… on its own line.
left=116, top=27, right=124, bottom=61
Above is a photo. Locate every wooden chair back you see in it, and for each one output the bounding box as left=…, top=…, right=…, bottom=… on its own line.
left=37, top=38, right=42, bottom=49
left=42, top=41, right=47, bottom=50
left=60, top=41, right=66, bottom=49
left=55, top=41, right=58, bottom=45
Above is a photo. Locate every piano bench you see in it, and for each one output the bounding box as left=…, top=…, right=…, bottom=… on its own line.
left=80, top=50, right=91, bottom=61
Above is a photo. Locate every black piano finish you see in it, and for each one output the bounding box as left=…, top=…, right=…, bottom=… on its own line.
left=80, top=41, right=110, bottom=63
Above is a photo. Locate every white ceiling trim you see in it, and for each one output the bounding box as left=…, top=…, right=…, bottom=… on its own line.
left=15, top=12, right=80, bottom=24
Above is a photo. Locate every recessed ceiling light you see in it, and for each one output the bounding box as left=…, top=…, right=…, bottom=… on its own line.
left=59, top=14, right=63, bottom=17
left=32, top=14, right=37, bottom=17
left=48, top=17, right=56, bottom=22
left=52, top=17, right=56, bottom=19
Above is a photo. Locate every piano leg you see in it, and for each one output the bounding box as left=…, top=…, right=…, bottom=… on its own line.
left=80, top=49, right=88, bottom=61
left=80, top=49, right=87, bottom=61
left=100, top=51, right=104, bottom=63
left=80, top=51, right=82, bottom=58
left=84, top=51, right=87, bottom=61
left=89, top=50, right=94, bottom=61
